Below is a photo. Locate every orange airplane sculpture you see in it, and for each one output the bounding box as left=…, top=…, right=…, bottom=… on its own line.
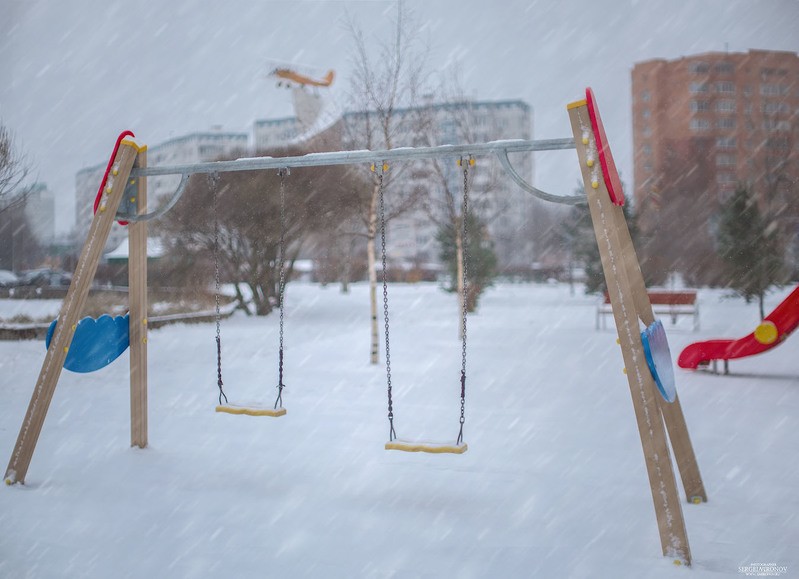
left=271, top=68, right=335, bottom=88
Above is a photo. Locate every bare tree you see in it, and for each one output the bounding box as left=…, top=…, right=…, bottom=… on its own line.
left=0, top=201, right=42, bottom=271
left=0, top=124, right=39, bottom=271
left=758, top=135, right=797, bottom=276
left=0, top=123, right=34, bottom=214
left=344, top=1, right=432, bottom=364
left=637, top=137, right=722, bottom=286
left=159, top=146, right=365, bottom=315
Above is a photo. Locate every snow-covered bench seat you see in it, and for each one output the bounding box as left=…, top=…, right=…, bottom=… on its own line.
left=596, top=289, right=699, bottom=331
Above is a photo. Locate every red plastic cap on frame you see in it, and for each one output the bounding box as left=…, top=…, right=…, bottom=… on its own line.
left=92, top=130, right=135, bottom=226
left=585, top=88, right=624, bottom=206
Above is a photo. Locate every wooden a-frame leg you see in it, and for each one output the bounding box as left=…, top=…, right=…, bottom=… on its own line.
left=659, top=397, right=707, bottom=502
left=608, top=186, right=707, bottom=504
left=129, top=147, right=148, bottom=449
left=4, top=140, right=140, bottom=485
left=568, top=100, right=692, bottom=565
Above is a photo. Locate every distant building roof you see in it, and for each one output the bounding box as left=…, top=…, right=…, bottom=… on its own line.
left=105, top=237, right=166, bottom=261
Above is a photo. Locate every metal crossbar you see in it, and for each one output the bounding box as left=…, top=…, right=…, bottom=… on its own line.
left=120, top=138, right=582, bottom=222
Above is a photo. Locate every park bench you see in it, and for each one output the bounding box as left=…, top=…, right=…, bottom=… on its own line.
left=597, top=289, right=699, bottom=331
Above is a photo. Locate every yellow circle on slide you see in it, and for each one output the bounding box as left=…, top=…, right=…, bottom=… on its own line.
left=754, top=321, right=778, bottom=345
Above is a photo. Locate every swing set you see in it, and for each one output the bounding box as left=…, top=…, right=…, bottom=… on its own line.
left=209, top=170, right=289, bottom=417
left=4, top=89, right=706, bottom=566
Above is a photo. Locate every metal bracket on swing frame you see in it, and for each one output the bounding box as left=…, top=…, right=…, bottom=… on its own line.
left=116, top=138, right=584, bottom=223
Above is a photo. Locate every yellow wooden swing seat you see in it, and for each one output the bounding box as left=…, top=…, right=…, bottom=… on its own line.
left=215, top=403, right=287, bottom=417
left=385, top=440, right=468, bottom=454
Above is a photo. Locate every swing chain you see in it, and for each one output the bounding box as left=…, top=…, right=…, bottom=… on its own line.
left=275, top=167, right=289, bottom=410
left=210, top=172, right=228, bottom=406
left=378, top=163, right=397, bottom=442
left=457, top=157, right=471, bottom=446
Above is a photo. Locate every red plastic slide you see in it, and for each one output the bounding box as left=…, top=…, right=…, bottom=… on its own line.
left=678, top=286, right=799, bottom=369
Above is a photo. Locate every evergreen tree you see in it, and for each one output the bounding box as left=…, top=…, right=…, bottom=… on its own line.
left=716, top=186, right=784, bottom=319
left=437, top=212, right=497, bottom=312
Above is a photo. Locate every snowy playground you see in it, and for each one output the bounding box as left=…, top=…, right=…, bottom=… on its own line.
left=1, top=282, right=797, bottom=578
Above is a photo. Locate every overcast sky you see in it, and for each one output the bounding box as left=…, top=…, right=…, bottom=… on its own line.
left=2, top=0, right=798, bottom=234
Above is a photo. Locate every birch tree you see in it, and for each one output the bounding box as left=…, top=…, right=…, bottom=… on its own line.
left=344, top=1, right=431, bottom=364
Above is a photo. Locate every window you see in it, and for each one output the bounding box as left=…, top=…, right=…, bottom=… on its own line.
left=761, top=84, right=788, bottom=96
left=715, top=100, right=736, bottom=113
left=716, top=137, right=736, bottom=149
left=689, top=62, right=709, bottom=74
left=690, top=82, right=709, bottom=93
left=716, top=154, right=736, bottom=166
left=717, top=172, right=736, bottom=184
left=714, top=62, right=734, bottom=75
left=641, top=90, right=651, bottom=102
left=642, top=126, right=652, bottom=137
left=716, top=81, right=735, bottom=94
left=762, top=102, right=789, bottom=114
left=198, top=145, right=222, bottom=157
left=761, top=68, right=789, bottom=77
left=766, top=137, right=790, bottom=150
left=717, top=117, right=736, bottom=130
left=766, top=156, right=789, bottom=170
left=690, top=118, right=710, bottom=131
left=763, top=119, right=791, bottom=131
left=691, top=100, right=710, bottom=112
left=642, top=109, right=651, bottom=119
left=642, top=144, right=652, bottom=155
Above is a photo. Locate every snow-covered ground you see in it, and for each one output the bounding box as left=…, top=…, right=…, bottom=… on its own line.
left=0, top=282, right=796, bottom=578
left=0, top=298, right=63, bottom=322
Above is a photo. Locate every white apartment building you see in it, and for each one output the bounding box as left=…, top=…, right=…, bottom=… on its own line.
left=23, top=183, right=55, bottom=246
left=254, top=99, right=535, bottom=270
left=253, top=117, right=301, bottom=150
left=75, top=101, right=535, bottom=269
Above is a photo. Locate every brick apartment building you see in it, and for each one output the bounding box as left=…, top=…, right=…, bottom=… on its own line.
left=631, top=49, right=799, bottom=283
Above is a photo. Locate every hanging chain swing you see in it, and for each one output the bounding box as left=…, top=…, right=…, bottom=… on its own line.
left=214, top=170, right=288, bottom=417
left=382, top=158, right=472, bottom=455
left=211, top=172, right=228, bottom=406
left=456, top=156, right=473, bottom=447
left=273, top=167, right=289, bottom=411
left=376, top=163, right=397, bottom=443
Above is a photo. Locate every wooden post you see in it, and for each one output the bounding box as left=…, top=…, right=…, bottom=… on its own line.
left=4, top=139, right=140, bottom=485
left=567, top=96, right=694, bottom=565
left=129, top=146, right=148, bottom=448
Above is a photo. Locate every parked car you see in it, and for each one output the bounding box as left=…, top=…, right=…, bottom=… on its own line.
left=18, top=268, right=72, bottom=287
left=0, top=269, right=20, bottom=288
